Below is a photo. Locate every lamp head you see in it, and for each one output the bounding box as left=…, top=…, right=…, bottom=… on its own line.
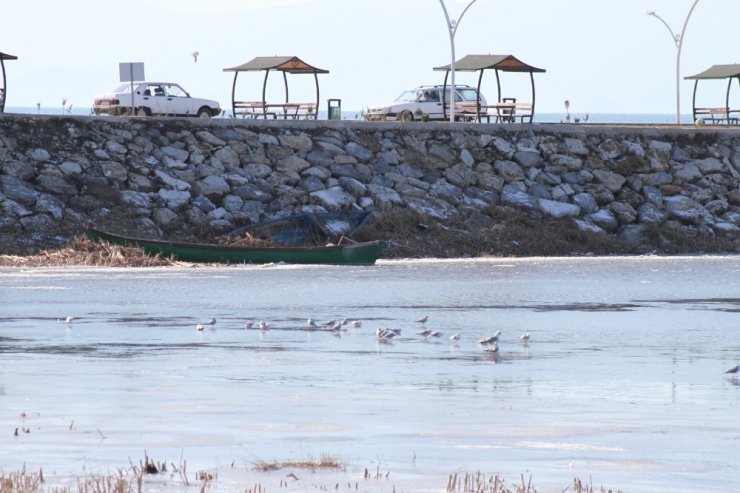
left=645, top=9, right=656, bottom=16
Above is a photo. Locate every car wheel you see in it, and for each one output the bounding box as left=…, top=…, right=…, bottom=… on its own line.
left=197, top=107, right=212, bottom=118
left=136, top=107, right=151, bottom=117
left=398, top=110, right=414, bottom=122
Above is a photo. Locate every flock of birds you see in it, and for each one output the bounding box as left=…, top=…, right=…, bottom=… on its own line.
left=60, top=314, right=738, bottom=373
left=193, top=313, right=530, bottom=355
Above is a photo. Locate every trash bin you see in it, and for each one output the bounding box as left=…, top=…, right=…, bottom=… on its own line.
left=327, top=98, right=341, bottom=120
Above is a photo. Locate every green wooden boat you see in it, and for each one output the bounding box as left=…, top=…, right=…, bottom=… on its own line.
left=86, top=227, right=382, bottom=265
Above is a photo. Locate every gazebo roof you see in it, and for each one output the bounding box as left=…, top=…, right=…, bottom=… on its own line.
left=0, top=52, right=18, bottom=61
left=685, top=64, right=740, bottom=80
left=224, top=56, right=328, bottom=74
left=434, top=54, right=545, bottom=73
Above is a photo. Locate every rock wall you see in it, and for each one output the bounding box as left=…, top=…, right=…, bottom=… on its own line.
left=0, top=114, right=739, bottom=254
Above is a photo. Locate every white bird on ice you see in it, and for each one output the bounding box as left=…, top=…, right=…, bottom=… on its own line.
left=520, top=333, right=530, bottom=342
left=449, top=333, right=461, bottom=341
left=244, top=320, right=253, bottom=330
left=416, top=315, right=429, bottom=324
left=477, top=330, right=501, bottom=345
left=258, top=320, right=268, bottom=331
left=484, top=342, right=499, bottom=353
left=206, top=317, right=216, bottom=325
left=307, top=318, right=318, bottom=329
left=351, top=320, right=362, bottom=327
left=65, top=316, right=74, bottom=324
left=196, top=323, right=204, bottom=331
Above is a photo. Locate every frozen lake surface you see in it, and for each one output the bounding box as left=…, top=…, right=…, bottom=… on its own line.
left=1, top=256, right=739, bottom=492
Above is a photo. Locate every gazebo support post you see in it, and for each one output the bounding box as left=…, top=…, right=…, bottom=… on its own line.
left=1, top=59, right=7, bottom=113
left=725, top=77, right=732, bottom=120
left=313, top=71, right=319, bottom=120
left=441, top=70, right=450, bottom=121
left=494, top=69, right=502, bottom=102
left=475, top=69, right=484, bottom=121
left=529, top=71, right=536, bottom=123
left=261, top=70, right=270, bottom=118
left=230, top=72, right=239, bottom=118
left=283, top=71, right=289, bottom=103
left=691, top=79, right=699, bottom=122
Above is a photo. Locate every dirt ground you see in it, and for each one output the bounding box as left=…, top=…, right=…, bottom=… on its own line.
left=0, top=206, right=737, bottom=267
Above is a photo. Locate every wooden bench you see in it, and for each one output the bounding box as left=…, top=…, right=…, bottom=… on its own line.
left=694, top=107, right=739, bottom=125
left=491, top=103, right=533, bottom=123
left=448, top=102, right=491, bottom=122
left=233, top=101, right=274, bottom=119
left=234, top=101, right=316, bottom=120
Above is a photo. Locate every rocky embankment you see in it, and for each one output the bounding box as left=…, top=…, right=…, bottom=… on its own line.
left=0, top=114, right=738, bottom=257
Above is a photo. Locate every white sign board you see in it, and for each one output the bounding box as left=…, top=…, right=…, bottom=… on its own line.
left=119, top=62, right=145, bottom=83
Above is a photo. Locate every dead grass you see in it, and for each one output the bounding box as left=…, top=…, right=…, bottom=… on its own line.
left=0, top=237, right=177, bottom=267
left=253, top=453, right=342, bottom=472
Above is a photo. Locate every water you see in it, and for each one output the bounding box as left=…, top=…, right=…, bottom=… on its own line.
left=3, top=106, right=693, bottom=124
left=1, top=257, right=739, bottom=492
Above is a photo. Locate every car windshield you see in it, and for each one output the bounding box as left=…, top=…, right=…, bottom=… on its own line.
left=395, top=90, right=422, bottom=103
left=113, top=83, right=133, bottom=93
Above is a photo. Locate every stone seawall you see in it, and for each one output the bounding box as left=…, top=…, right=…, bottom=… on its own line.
left=0, top=114, right=738, bottom=255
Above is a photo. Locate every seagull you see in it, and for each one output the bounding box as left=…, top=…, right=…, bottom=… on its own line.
left=725, top=365, right=740, bottom=375
left=65, top=316, right=74, bottom=324
left=350, top=320, right=362, bottom=328
left=258, top=320, right=268, bottom=331
left=416, top=315, right=429, bottom=324
left=520, top=333, right=530, bottom=342
left=418, top=328, right=433, bottom=337
left=244, top=321, right=253, bottom=330
left=191, top=51, right=199, bottom=63
left=484, top=342, right=499, bottom=353
left=376, top=327, right=400, bottom=341
left=449, top=333, right=461, bottom=341
left=429, top=330, right=443, bottom=338
left=206, top=318, right=216, bottom=325
left=477, top=330, right=501, bottom=345
left=196, top=323, right=204, bottom=331
left=307, top=318, right=318, bottom=329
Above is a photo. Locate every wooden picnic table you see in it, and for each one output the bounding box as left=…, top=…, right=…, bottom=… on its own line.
left=233, top=101, right=317, bottom=120
left=451, top=102, right=533, bottom=123
left=694, top=107, right=740, bottom=125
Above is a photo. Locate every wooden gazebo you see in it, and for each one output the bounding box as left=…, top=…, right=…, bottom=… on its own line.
left=0, top=52, right=18, bottom=114
left=433, top=54, right=545, bottom=123
left=685, top=64, right=740, bottom=125
left=223, top=56, right=329, bottom=120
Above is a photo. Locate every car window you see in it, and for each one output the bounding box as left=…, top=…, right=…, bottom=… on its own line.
left=149, top=85, right=166, bottom=96
left=457, top=88, right=480, bottom=102
left=420, top=90, right=440, bottom=102
left=165, top=84, right=188, bottom=98
left=443, top=89, right=463, bottom=102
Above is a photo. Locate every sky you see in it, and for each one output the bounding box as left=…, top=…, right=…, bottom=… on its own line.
left=2, top=0, right=740, bottom=117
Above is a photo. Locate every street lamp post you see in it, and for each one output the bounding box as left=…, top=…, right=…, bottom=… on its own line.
left=438, top=0, right=478, bottom=123
left=646, top=0, right=701, bottom=124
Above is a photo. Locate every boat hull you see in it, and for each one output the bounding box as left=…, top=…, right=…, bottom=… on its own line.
left=86, top=228, right=382, bottom=265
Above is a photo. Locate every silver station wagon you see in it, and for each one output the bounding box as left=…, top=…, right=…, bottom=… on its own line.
left=365, top=84, right=486, bottom=122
